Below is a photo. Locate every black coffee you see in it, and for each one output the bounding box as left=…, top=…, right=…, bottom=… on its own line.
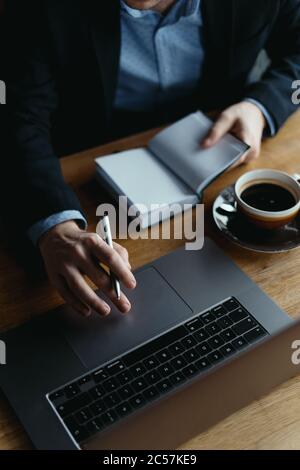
left=241, top=183, right=296, bottom=212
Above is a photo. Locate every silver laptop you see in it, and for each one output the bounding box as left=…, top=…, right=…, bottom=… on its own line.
left=0, top=237, right=299, bottom=450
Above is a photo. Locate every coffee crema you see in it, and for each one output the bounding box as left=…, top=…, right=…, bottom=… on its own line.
left=241, top=183, right=296, bottom=212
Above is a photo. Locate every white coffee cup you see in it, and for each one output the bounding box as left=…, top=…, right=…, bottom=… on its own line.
left=234, top=169, right=300, bottom=230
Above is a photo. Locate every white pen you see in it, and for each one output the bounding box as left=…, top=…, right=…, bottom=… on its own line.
left=101, top=215, right=121, bottom=300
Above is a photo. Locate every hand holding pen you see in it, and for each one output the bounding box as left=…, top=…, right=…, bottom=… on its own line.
left=39, top=219, right=136, bottom=318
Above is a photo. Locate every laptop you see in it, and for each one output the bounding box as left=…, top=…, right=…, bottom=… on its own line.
left=0, top=237, right=299, bottom=450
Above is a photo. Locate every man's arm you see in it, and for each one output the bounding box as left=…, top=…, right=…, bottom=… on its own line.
left=3, top=0, right=85, bottom=231
left=27, top=211, right=88, bottom=245
left=3, top=1, right=136, bottom=316
left=245, top=0, right=300, bottom=132
left=203, top=0, right=300, bottom=162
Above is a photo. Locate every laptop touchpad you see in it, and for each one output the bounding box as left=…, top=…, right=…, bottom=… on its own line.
left=58, top=267, right=193, bottom=370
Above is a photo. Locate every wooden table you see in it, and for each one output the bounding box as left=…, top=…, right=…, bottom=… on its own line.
left=1, top=111, right=300, bottom=450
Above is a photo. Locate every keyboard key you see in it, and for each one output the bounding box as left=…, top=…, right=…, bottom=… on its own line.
left=106, top=360, right=125, bottom=376
left=64, top=415, right=78, bottom=432
left=185, top=317, right=203, bottom=332
left=216, top=316, right=233, bottom=329
left=90, top=385, right=105, bottom=400
left=182, top=364, right=198, bottom=378
left=93, top=369, right=108, bottom=383
left=75, top=407, right=92, bottom=424
left=86, top=417, right=104, bottom=435
left=244, top=327, right=267, bottom=343
left=156, top=349, right=172, bottom=363
left=170, top=356, right=187, bottom=370
left=117, top=370, right=133, bottom=385
left=123, top=325, right=188, bottom=367
left=130, top=363, right=146, bottom=378
left=183, top=348, right=199, bottom=363
left=157, top=379, right=173, bottom=394
left=78, top=375, right=92, bottom=386
left=169, top=341, right=185, bottom=356
left=181, top=336, right=196, bottom=349
left=68, top=423, right=90, bottom=442
left=207, top=350, right=224, bottom=365
left=104, top=392, right=121, bottom=408
left=132, top=377, right=149, bottom=393
left=195, top=357, right=211, bottom=371
left=232, top=336, right=248, bottom=350
left=228, top=308, right=248, bottom=323
left=169, top=371, right=185, bottom=385
left=64, top=383, right=80, bottom=399
left=143, top=356, right=159, bottom=369
left=89, top=400, right=107, bottom=417
left=101, top=410, right=118, bottom=426
left=195, top=341, right=212, bottom=356
left=220, top=328, right=237, bottom=342
left=212, top=305, right=227, bottom=318
left=116, top=402, right=132, bottom=417
left=207, top=335, right=225, bottom=349
left=233, top=317, right=257, bottom=336
left=158, top=363, right=174, bottom=377
left=205, top=322, right=221, bottom=336
left=56, top=392, right=93, bottom=417
left=220, top=344, right=236, bottom=357
left=193, top=328, right=209, bottom=343
left=201, top=311, right=216, bottom=324
left=223, top=298, right=240, bottom=312
left=103, top=378, right=119, bottom=393
left=118, top=384, right=134, bottom=400
left=145, top=370, right=161, bottom=384
left=49, top=390, right=64, bottom=402
left=130, top=394, right=146, bottom=409
left=143, top=386, right=160, bottom=401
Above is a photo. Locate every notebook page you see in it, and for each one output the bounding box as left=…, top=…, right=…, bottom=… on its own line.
left=95, top=148, right=197, bottom=215
left=148, top=111, right=249, bottom=194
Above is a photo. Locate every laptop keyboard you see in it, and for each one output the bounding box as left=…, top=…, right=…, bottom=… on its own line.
left=47, top=297, right=268, bottom=445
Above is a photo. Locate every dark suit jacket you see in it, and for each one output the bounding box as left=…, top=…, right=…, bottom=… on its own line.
left=1, top=0, right=300, bottom=233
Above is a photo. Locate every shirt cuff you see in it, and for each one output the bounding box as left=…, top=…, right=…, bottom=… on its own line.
left=27, top=210, right=88, bottom=246
left=244, top=98, right=276, bottom=137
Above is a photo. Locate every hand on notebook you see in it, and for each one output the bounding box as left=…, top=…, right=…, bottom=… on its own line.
left=39, top=221, right=136, bottom=317
left=202, top=101, right=266, bottom=165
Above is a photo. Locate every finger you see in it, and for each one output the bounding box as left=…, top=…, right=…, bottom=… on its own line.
left=202, top=112, right=236, bottom=148
left=229, top=157, right=245, bottom=169
left=113, top=242, right=131, bottom=269
left=238, top=132, right=260, bottom=163
left=245, top=141, right=261, bottom=162
left=53, top=275, right=92, bottom=318
left=64, top=265, right=111, bottom=316
left=89, top=237, right=136, bottom=289
left=82, top=258, right=132, bottom=314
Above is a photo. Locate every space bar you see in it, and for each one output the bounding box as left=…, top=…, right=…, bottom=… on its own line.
left=123, top=325, right=188, bottom=367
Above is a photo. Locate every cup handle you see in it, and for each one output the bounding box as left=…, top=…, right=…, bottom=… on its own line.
left=292, top=173, right=300, bottom=185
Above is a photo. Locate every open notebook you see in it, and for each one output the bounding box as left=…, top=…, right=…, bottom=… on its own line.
left=95, top=111, right=249, bottom=228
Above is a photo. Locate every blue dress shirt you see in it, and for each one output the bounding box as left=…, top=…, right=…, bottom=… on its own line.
left=28, top=0, right=275, bottom=245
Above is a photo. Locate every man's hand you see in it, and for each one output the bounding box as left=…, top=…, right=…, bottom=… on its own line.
left=202, top=101, right=267, bottom=165
left=39, top=221, right=136, bottom=318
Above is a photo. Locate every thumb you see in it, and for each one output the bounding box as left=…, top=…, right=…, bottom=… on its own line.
left=202, top=111, right=236, bottom=148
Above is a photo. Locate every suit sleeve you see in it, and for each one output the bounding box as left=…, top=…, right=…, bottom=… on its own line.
left=2, top=0, right=85, bottom=233
left=245, top=0, right=300, bottom=132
